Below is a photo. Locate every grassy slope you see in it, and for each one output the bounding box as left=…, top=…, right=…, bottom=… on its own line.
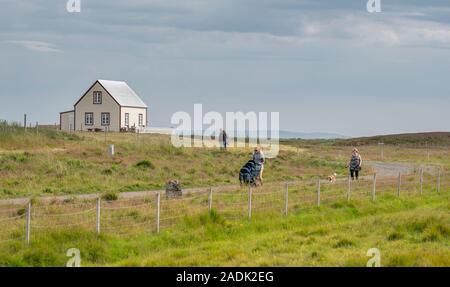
left=1, top=123, right=449, bottom=267
left=2, top=126, right=449, bottom=199
left=1, top=192, right=449, bottom=267
left=0, top=128, right=347, bottom=199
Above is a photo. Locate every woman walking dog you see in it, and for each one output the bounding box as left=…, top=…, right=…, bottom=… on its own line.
left=348, top=148, right=362, bottom=180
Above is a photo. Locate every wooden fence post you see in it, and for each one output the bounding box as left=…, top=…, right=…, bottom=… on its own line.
left=96, top=198, right=101, bottom=235
left=248, top=186, right=252, bottom=222
left=347, top=176, right=351, bottom=201
left=26, top=201, right=31, bottom=244
left=420, top=168, right=424, bottom=195
left=372, top=173, right=377, bottom=202
left=156, top=192, right=161, bottom=233
left=437, top=169, right=441, bottom=193
left=397, top=172, right=401, bottom=197
left=284, top=183, right=289, bottom=216
left=208, top=187, right=213, bottom=213
left=317, top=179, right=321, bottom=207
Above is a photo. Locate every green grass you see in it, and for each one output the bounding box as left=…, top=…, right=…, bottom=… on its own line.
left=1, top=192, right=448, bottom=267
left=0, top=124, right=348, bottom=199
left=1, top=121, right=449, bottom=267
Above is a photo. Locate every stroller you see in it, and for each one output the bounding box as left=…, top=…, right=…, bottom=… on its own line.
left=239, top=160, right=262, bottom=187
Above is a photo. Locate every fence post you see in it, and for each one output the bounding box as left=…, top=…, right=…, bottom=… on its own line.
left=317, top=179, right=321, bottom=207
left=397, top=172, right=401, bottom=197
left=379, top=142, right=384, bottom=160
left=96, top=197, right=101, bottom=235
left=420, top=168, right=424, bottom=195
left=208, top=187, right=213, bottom=213
left=156, top=192, right=161, bottom=233
left=372, top=173, right=377, bottom=202
left=248, top=186, right=252, bottom=222
left=347, top=176, right=351, bottom=201
left=284, top=183, right=289, bottom=216
left=437, top=169, right=441, bottom=193
left=26, top=201, right=31, bottom=244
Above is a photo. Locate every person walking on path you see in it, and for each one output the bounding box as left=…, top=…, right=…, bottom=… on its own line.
left=253, top=146, right=265, bottom=185
left=348, top=148, right=362, bottom=180
left=219, top=128, right=228, bottom=150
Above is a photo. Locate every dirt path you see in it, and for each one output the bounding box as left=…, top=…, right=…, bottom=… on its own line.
left=0, top=184, right=245, bottom=206
left=0, top=160, right=424, bottom=206
left=0, top=148, right=67, bottom=154
left=365, top=161, right=416, bottom=176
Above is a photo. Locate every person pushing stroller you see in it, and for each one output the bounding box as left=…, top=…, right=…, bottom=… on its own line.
left=253, top=146, right=265, bottom=185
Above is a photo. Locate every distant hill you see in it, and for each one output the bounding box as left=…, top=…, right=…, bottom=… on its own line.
left=334, top=132, right=450, bottom=146
left=279, top=130, right=346, bottom=140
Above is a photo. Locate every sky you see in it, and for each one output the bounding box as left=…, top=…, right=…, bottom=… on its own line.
left=1, top=0, right=450, bottom=137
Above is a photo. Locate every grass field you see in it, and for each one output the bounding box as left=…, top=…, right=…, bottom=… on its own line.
left=0, top=122, right=449, bottom=266
left=0, top=191, right=448, bottom=267
left=0, top=124, right=350, bottom=199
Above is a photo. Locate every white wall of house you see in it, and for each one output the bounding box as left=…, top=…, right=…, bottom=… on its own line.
left=120, top=107, right=147, bottom=129
left=74, top=82, right=120, bottom=131
left=60, top=111, right=74, bottom=132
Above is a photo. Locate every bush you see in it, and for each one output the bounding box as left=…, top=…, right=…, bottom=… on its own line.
left=135, top=160, right=155, bottom=170
left=333, top=239, right=354, bottom=248
left=101, top=192, right=119, bottom=201
left=16, top=208, right=26, bottom=216
left=387, top=232, right=404, bottom=241
left=101, top=168, right=113, bottom=175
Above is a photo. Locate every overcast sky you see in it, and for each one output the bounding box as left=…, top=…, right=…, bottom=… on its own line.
left=1, top=0, right=450, bottom=137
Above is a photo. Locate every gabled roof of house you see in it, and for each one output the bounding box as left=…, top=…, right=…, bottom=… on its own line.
left=97, top=79, right=148, bottom=108
left=74, top=80, right=148, bottom=108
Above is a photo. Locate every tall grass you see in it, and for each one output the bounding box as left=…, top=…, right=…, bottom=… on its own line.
left=0, top=120, right=79, bottom=150
left=0, top=192, right=448, bottom=266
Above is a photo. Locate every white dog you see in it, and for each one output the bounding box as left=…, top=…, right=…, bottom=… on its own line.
left=327, top=173, right=337, bottom=183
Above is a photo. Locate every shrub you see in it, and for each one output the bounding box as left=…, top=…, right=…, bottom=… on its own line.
left=101, top=168, right=113, bottom=175
left=101, top=192, right=119, bottom=201
left=42, top=187, right=53, bottom=194
left=16, top=208, right=26, bottom=216
left=387, top=232, right=404, bottom=241
left=135, top=160, right=155, bottom=170
left=333, top=238, right=354, bottom=248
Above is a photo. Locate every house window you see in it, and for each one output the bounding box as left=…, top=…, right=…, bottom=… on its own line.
left=101, top=113, right=110, bottom=126
left=93, top=91, right=102, bottom=104
left=85, top=112, right=93, bottom=126
left=125, top=113, right=129, bottom=126
left=138, top=114, right=143, bottom=126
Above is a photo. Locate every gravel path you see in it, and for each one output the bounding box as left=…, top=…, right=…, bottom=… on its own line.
left=365, top=161, right=416, bottom=176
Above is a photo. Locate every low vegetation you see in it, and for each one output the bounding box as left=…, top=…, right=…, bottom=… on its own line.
left=0, top=192, right=448, bottom=266
left=0, top=123, right=351, bottom=199
left=1, top=121, right=449, bottom=267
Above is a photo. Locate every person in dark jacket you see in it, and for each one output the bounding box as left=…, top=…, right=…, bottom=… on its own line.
left=348, top=148, right=362, bottom=180
left=219, top=128, right=228, bottom=150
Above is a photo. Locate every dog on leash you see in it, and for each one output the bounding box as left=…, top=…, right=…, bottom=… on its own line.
left=327, top=173, right=337, bottom=183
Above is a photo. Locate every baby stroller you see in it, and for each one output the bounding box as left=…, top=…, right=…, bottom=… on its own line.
left=239, top=160, right=262, bottom=187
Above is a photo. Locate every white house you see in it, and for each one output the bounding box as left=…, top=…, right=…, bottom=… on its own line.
left=60, top=80, right=148, bottom=132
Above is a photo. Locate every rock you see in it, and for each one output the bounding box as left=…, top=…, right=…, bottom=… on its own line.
left=165, top=180, right=182, bottom=198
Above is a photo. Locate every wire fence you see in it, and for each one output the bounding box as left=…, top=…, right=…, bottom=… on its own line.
left=0, top=166, right=447, bottom=245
